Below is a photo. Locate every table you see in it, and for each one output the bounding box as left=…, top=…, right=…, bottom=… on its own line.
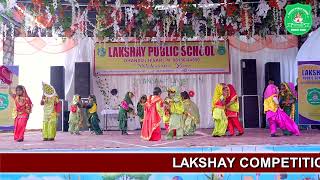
left=101, top=109, right=119, bottom=130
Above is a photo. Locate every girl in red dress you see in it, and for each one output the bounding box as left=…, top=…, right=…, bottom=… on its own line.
left=9, top=85, right=33, bottom=142
left=141, top=87, right=164, bottom=141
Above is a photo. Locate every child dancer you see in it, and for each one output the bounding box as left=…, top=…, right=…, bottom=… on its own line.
left=181, top=91, right=200, bottom=136
left=69, top=95, right=82, bottom=135
left=264, top=84, right=300, bottom=137
left=212, top=83, right=228, bottom=137
left=83, top=95, right=103, bottom=135
left=41, top=83, right=60, bottom=141
left=163, top=97, right=172, bottom=132
left=165, top=87, right=184, bottom=140
left=225, top=84, right=244, bottom=136
left=9, top=85, right=33, bottom=142
left=137, top=95, right=147, bottom=128
left=118, top=92, right=134, bottom=135
left=141, top=87, right=164, bottom=141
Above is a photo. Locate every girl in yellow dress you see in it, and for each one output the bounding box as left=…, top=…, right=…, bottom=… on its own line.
left=212, top=83, right=228, bottom=137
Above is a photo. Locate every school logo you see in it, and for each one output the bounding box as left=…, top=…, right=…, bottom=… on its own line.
left=97, top=47, right=106, bottom=57
left=284, top=3, right=312, bottom=35
left=217, top=45, right=226, bottom=55
left=0, top=93, right=9, bottom=111
left=307, top=88, right=320, bottom=105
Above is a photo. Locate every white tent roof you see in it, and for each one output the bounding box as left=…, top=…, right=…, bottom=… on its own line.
left=296, top=28, right=320, bottom=61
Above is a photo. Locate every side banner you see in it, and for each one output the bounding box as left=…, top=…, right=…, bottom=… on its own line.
left=94, top=42, right=230, bottom=75
left=0, top=66, right=19, bottom=130
left=298, top=61, right=320, bottom=125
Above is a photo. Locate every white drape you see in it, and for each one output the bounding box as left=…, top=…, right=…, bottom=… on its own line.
left=296, top=28, right=320, bottom=61
left=13, top=37, right=298, bottom=129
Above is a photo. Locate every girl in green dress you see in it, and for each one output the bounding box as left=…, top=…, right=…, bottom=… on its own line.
left=118, top=92, right=134, bottom=135
left=137, top=95, right=147, bottom=128
left=279, top=82, right=295, bottom=136
left=165, top=87, right=184, bottom=140
left=83, top=95, right=103, bottom=135
left=181, top=91, right=200, bottom=136
left=69, top=95, right=83, bottom=135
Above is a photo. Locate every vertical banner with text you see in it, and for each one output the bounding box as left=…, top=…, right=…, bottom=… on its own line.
left=298, top=61, right=320, bottom=125
left=0, top=66, right=19, bottom=131
left=94, top=42, right=230, bottom=75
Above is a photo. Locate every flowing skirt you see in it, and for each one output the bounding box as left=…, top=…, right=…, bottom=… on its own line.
left=42, top=113, right=57, bottom=139
left=14, top=113, right=29, bottom=141
left=118, top=108, right=128, bottom=132
left=183, top=116, right=196, bottom=136
left=149, top=126, right=161, bottom=141
left=267, top=109, right=300, bottom=136
left=89, top=113, right=103, bottom=135
left=212, top=108, right=228, bottom=136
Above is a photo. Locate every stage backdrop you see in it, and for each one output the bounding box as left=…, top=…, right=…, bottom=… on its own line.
left=0, top=66, right=19, bottom=130
left=298, top=61, right=320, bottom=125
left=94, top=42, right=230, bottom=75
left=13, top=36, right=298, bottom=129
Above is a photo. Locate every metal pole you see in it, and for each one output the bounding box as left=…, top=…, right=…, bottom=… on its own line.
left=60, top=99, right=64, bottom=132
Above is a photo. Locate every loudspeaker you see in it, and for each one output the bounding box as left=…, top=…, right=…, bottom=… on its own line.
left=265, top=62, right=281, bottom=87
left=241, top=96, right=260, bottom=128
left=241, top=59, right=258, bottom=95
left=50, top=66, right=65, bottom=100
left=74, top=62, right=90, bottom=97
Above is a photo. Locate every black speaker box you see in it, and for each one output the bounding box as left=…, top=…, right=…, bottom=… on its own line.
left=74, top=62, right=90, bottom=98
left=241, top=59, right=258, bottom=95
left=242, top=96, right=260, bottom=128
left=265, top=62, right=281, bottom=87
left=50, top=66, right=65, bottom=100
left=63, top=111, right=70, bottom=132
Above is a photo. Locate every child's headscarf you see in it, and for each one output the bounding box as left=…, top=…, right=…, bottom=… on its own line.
left=212, top=83, right=224, bottom=105
left=42, top=82, right=58, bottom=98
left=14, top=85, right=33, bottom=115
left=225, top=84, right=237, bottom=103
left=264, top=84, right=278, bottom=99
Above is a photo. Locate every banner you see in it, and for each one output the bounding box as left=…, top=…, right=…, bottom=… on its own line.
left=0, top=66, right=19, bottom=131
left=94, top=42, right=230, bottom=75
left=298, top=61, right=320, bottom=125
left=0, top=153, right=319, bottom=172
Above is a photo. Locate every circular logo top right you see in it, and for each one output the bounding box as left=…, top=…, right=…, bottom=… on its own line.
left=284, top=3, right=313, bottom=36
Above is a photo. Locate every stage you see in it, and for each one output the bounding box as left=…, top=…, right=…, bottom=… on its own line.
left=0, top=128, right=319, bottom=151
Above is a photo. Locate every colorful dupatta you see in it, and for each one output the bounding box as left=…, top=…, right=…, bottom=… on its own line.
left=225, top=84, right=239, bottom=113
left=264, top=84, right=279, bottom=113
left=141, top=95, right=163, bottom=140
left=212, top=83, right=224, bottom=110
left=12, top=86, right=33, bottom=118
left=279, top=82, right=296, bottom=119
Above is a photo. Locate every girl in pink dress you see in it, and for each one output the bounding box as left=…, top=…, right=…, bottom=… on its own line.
left=264, top=84, right=300, bottom=137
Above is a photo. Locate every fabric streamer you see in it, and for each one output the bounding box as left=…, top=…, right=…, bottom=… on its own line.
left=0, top=66, right=13, bottom=85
